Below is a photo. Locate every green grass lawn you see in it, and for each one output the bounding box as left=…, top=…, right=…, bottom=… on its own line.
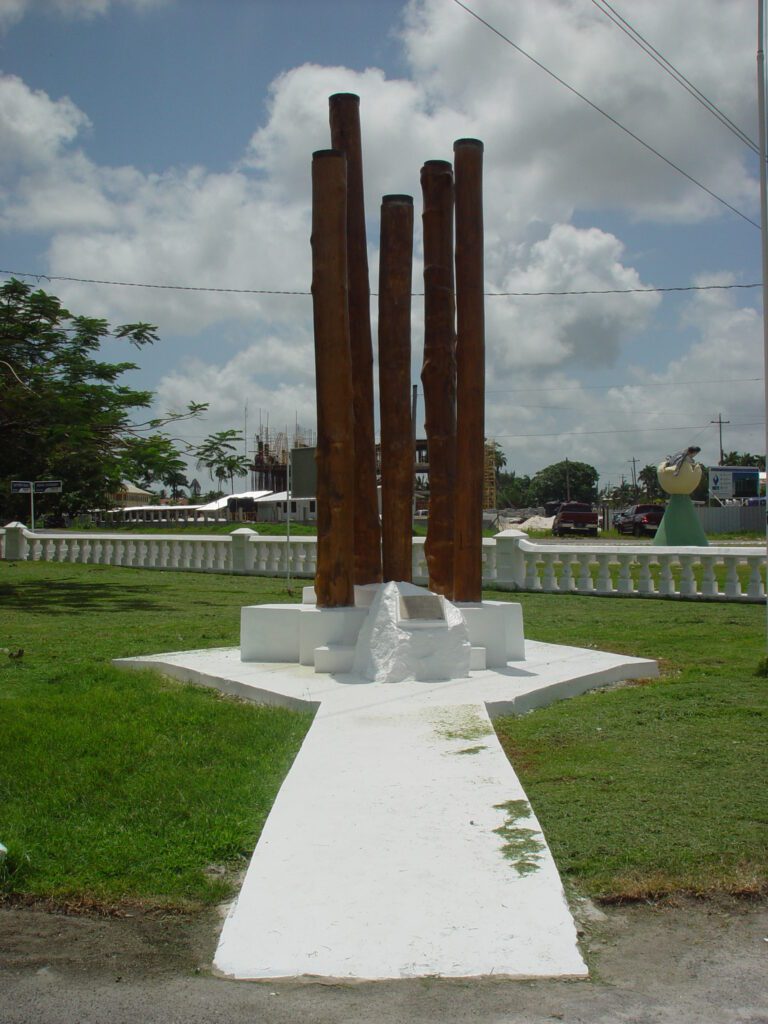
left=1, top=560, right=765, bottom=909
left=490, top=590, right=767, bottom=900
left=0, top=562, right=308, bottom=909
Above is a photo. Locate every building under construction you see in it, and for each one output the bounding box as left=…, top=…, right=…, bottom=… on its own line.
left=249, top=425, right=316, bottom=492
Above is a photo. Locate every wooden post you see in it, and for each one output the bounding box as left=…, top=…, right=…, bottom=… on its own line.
left=453, top=138, right=485, bottom=602
left=329, top=93, right=382, bottom=585
left=378, top=194, right=414, bottom=582
left=311, top=149, right=355, bottom=607
left=420, top=159, right=456, bottom=599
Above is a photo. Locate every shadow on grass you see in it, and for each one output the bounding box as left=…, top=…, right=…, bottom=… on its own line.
left=0, top=579, right=166, bottom=615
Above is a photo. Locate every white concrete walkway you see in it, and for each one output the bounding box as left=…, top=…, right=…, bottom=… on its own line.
left=116, top=641, right=656, bottom=981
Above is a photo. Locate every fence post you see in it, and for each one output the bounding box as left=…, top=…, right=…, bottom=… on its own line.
left=230, top=528, right=258, bottom=575
left=494, top=529, right=526, bottom=590
left=3, top=522, right=29, bottom=561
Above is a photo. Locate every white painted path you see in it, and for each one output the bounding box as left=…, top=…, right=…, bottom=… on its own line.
left=116, top=641, right=657, bottom=981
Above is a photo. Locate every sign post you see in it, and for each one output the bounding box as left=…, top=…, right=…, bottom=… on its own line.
left=11, top=479, right=63, bottom=527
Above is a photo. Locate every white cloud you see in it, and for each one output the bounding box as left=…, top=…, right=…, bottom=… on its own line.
left=0, top=0, right=166, bottom=31
left=0, top=0, right=763, bottom=483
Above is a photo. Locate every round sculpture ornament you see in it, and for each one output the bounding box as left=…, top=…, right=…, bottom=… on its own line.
left=657, top=446, right=702, bottom=495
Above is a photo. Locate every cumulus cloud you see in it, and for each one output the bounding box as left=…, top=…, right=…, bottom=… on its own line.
left=0, top=0, right=762, bottom=479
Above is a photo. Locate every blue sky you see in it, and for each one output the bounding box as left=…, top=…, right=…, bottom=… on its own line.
left=0, top=0, right=764, bottom=492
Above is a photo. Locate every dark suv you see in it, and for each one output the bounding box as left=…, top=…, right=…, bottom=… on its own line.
left=616, top=503, right=665, bottom=536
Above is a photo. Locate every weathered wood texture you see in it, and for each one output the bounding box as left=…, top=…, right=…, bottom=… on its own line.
left=420, top=159, right=456, bottom=599
left=453, top=138, right=485, bottom=602
left=311, top=149, right=355, bottom=608
left=378, top=194, right=414, bottom=583
left=329, top=93, right=382, bottom=585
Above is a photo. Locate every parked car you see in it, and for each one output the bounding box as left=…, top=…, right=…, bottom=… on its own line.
left=615, top=503, right=665, bottom=536
left=612, top=506, right=633, bottom=530
left=552, top=501, right=599, bottom=537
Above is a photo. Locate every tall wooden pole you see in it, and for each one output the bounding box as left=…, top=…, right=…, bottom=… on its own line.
left=453, top=138, right=485, bottom=602
left=311, top=149, right=355, bottom=608
left=378, top=194, right=414, bottom=582
left=420, top=159, right=457, bottom=599
left=329, top=93, right=382, bottom=585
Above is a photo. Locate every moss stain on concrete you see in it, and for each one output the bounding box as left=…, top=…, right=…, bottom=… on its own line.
left=430, top=705, right=493, bottom=742
left=493, top=799, right=545, bottom=875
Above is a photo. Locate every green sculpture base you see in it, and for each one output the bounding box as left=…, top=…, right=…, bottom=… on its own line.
left=654, top=493, right=708, bottom=547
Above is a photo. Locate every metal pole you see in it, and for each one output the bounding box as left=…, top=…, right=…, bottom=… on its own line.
left=30, top=487, right=35, bottom=529
left=757, top=0, right=768, bottom=643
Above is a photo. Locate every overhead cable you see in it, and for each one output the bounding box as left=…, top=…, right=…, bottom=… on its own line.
left=450, top=0, right=760, bottom=229
left=591, top=0, right=758, bottom=155
left=0, top=269, right=760, bottom=299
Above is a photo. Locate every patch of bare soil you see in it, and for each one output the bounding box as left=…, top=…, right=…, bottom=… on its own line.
left=0, top=896, right=766, bottom=1024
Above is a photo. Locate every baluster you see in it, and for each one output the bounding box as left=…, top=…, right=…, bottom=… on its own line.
left=143, top=540, right=154, bottom=568
left=657, top=553, right=675, bottom=596
left=306, top=539, right=318, bottom=577
left=616, top=552, right=634, bottom=594
left=679, top=555, right=696, bottom=597
left=636, top=554, right=653, bottom=595
left=595, top=553, right=613, bottom=594
left=523, top=549, right=541, bottom=590
left=541, top=552, right=557, bottom=592
left=724, top=557, right=742, bottom=599
left=559, top=552, right=576, bottom=592
left=746, top=556, right=765, bottom=600
left=576, top=552, right=594, bottom=593
left=699, top=555, right=717, bottom=597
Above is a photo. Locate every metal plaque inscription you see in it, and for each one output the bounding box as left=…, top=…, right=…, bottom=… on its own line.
left=399, top=594, right=445, bottom=621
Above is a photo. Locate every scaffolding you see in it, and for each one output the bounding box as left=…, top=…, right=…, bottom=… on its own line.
left=250, top=424, right=316, bottom=492
left=483, top=439, right=497, bottom=510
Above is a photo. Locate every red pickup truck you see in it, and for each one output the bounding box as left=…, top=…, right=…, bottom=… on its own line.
left=551, top=501, right=599, bottom=537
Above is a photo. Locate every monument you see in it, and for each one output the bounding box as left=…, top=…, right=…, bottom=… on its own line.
left=654, top=446, right=709, bottom=546
left=117, top=94, right=658, bottom=981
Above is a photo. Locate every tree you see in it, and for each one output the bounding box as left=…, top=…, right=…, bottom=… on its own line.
left=638, top=464, right=664, bottom=501
left=529, top=459, right=598, bottom=505
left=0, top=279, right=204, bottom=520
left=194, top=430, right=251, bottom=494
left=721, top=451, right=766, bottom=470
left=496, top=470, right=532, bottom=508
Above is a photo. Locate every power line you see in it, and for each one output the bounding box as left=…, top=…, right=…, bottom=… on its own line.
left=0, top=268, right=761, bottom=299
left=450, top=0, right=761, bottom=229
left=483, top=377, right=763, bottom=395
left=493, top=420, right=764, bottom=440
left=591, top=0, right=759, bottom=154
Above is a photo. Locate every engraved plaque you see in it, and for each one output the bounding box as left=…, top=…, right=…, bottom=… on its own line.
left=399, top=594, right=445, bottom=621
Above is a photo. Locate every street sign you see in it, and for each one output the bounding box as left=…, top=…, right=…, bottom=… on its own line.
left=709, top=466, right=759, bottom=500
left=11, top=481, right=32, bottom=494
left=34, top=480, right=63, bottom=494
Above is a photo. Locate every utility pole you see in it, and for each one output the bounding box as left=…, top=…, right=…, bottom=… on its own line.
left=565, top=457, right=571, bottom=500
left=710, top=414, right=730, bottom=464
left=628, top=456, right=638, bottom=497
left=757, top=0, right=768, bottom=652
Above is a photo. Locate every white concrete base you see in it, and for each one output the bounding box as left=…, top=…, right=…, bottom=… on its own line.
left=240, top=588, right=525, bottom=676
left=115, top=639, right=657, bottom=981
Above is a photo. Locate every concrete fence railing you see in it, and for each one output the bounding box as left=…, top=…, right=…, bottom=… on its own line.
left=2, top=523, right=765, bottom=603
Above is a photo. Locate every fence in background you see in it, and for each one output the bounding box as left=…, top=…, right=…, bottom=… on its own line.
left=1, top=523, right=764, bottom=603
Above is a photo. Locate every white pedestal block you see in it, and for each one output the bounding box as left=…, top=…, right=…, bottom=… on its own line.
left=240, top=587, right=526, bottom=676
left=297, top=606, right=368, bottom=666
left=240, top=604, right=302, bottom=662
left=458, top=600, right=525, bottom=665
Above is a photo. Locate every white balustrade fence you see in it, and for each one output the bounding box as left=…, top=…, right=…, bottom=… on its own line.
left=1, top=524, right=764, bottom=603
